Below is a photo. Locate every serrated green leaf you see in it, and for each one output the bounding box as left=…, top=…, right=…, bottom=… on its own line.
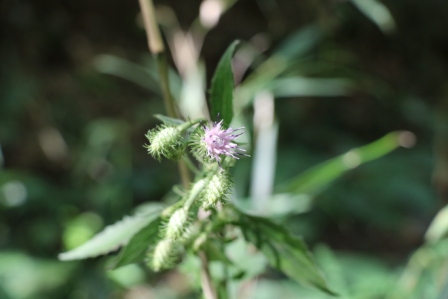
left=240, top=213, right=336, bottom=295
left=58, top=207, right=162, bottom=261
left=109, top=217, right=162, bottom=269
left=209, top=40, right=240, bottom=127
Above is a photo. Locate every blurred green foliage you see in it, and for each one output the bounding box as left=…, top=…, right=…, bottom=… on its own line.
left=1, top=0, right=448, bottom=298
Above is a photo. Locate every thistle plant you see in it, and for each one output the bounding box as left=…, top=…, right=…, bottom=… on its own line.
left=58, top=1, right=338, bottom=298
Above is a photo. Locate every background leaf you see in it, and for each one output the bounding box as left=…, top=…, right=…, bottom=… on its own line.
left=283, top=131, right=408, bottom=195
left=209, top=40, right=240, bottom=127
left=351, top=0, right=396, bottom=33
left=425, top=204, right=448, bottom=243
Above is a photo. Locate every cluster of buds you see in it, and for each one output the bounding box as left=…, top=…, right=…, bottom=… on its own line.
left=148, top=207, right=191, bottom=271
left=145, top=117, right=247, bottom=271
left=146, top=118, right=247, bottom=166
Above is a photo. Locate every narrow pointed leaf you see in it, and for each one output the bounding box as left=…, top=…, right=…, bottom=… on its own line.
left=58, top=207, right=162, bottom=261
left=209, top=40, right=240, bottom=127
left=283, top=131, right=407, bottom=195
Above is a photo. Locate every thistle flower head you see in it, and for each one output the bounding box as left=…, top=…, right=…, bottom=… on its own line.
left=191, top=120, right=247, bottom=164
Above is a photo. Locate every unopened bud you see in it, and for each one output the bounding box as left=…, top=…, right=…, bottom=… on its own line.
left=165, top=208, right=189, bottom=240
left=201, top=172, right=232, bottom=209
left=145, top=126, right=184, bottom=161
left=149, top=238, right=178, bottom=272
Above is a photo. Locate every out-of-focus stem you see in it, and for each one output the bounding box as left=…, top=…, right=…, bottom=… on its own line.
left=138, top=0, right=190, bottom=188
left=156, top=53, right=190, bottom=187
left=138, top=0, right=164, bottom=54
left=156, top=53, right=178, bottom=121
left=200, top=251, right=218, bottom=299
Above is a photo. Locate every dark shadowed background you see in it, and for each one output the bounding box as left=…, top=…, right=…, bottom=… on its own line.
left=1, top=0, right=448, bottom=298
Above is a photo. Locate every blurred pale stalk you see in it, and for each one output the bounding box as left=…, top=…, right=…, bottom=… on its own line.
left=250, top=91, right=278, bottom=213
left=138, top=0, right=164, bottom=54
left=155, top=1, right=237, bottom=121
left=200, top=0, right=224, bottom=28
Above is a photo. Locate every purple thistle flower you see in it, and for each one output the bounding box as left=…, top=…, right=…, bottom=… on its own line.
left=201, top=120, right=247, bottom=164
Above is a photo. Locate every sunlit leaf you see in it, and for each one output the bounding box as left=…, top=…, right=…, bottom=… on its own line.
left=351, top=0, right=396, bottom=33
left=284, top=131, right=409, bottom=195
left=269, top=77, right=351, bottom=98
left=58, top=205, right=162, bottom=261
left=209, top=40, right=240, bottom=127
left=234, top=193, right=312, bottom=217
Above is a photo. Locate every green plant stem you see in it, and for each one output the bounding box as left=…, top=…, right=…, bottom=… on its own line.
left=155, top=54, right=192, bottom=188
left=156, top=53, right=178, bottom=119
left=138, top=2, right=217, bottom=297
left=182, top=156, right=201, bottom=175
left=220, top=229, right=229, bottom=299
left=138, top=0, right=191, bottom=188
left=200, top=251, right=218, bottom=299
left=155, top=48, right=191, bottom=189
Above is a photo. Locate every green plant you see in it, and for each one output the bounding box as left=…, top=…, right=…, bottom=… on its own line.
left=57, top=1, right=421, bottom=298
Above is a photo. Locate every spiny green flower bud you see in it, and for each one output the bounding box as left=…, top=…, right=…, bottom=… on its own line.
left=165, top=208, right=190, bottom=240
left=145, top=125, right=184, bottom=161
left=201, top=171, right=232, bottom=209
left=149, top=238, right=178, bottom=272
